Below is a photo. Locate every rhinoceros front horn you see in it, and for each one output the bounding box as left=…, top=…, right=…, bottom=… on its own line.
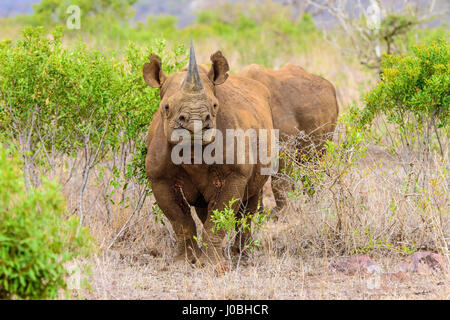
left=182, top=39, right=204, bottom=93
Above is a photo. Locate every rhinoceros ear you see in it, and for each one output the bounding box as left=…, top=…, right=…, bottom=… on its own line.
left=208, top=51, right=229, bottom=85
left=143, top=54, right=167, bottom=88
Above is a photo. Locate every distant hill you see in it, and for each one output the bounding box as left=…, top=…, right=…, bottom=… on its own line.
left=134, top=0, right=198, bottom=27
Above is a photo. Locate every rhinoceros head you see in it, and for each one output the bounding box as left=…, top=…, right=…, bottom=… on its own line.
left=143, top=40, right=229, bottom=145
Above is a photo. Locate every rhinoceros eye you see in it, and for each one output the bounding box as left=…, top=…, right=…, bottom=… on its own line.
left=164, top=104, right=170, bottom=115
left=213, top=103, right=218, bottom=109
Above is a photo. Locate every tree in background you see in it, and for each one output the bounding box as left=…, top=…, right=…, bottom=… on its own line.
left=285, top=0, right=449, bottom=72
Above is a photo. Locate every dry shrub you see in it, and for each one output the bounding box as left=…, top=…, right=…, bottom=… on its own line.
left=262, top=121, right=449, bottom=259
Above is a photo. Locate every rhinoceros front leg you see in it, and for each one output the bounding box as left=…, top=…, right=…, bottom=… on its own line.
left=151, top=179, right=200, bottom=263
left=198, top=173, right=248, bottom=266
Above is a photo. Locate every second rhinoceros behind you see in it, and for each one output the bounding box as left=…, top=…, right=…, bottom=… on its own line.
left=239, top=63, right=339, bottom=213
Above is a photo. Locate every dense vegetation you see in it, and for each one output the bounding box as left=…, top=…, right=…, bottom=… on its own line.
left=0, top=143, right=92, bottom=299
left=363, top=39, right=449, bottom=157
left=0, top=27, right=185, bottom=188
left=0, top=26, right=186, bottom=298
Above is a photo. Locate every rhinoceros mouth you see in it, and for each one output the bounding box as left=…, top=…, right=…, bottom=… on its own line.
left=169, top=127, right=216, bottom=146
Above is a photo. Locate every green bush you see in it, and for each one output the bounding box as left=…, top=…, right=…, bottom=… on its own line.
left=0, top=26, right=122, bottom=170
left=0, top=27, right=186, bottom=185
left=0, top=27, right=187, bottom=233
left=0, top=143, right=92, bottom=300
left=361, top=39, right=449, bottom=155
left=207, top=198, right=269, bottom=263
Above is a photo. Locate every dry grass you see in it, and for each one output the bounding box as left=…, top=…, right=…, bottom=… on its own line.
left=270, top=151, right=449, bottom=257
left=59, top=141, right=449, bottom=300
left=66, top=251, right=449, bottom=300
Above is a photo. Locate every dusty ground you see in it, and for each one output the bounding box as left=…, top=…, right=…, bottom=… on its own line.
left=71, top=244, right=448, bottom=300
left=64, top=144, right=449, bottom=300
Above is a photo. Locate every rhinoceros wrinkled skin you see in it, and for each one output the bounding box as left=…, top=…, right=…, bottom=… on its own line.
left=239, top=63, right=339, bottom=212
left=143, top=42, right=274, bottom=266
